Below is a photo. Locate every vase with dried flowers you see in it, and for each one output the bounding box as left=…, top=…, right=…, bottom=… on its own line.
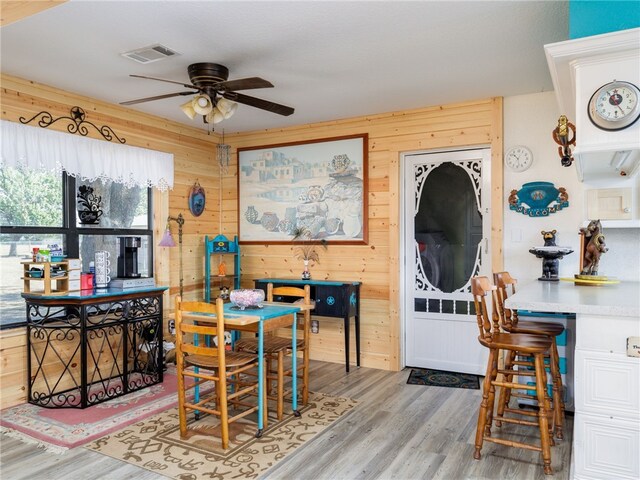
left=291, top=226, right=328, bottom=280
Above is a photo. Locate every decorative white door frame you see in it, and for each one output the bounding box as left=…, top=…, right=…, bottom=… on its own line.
left=400, top=147, right=491, bottom=374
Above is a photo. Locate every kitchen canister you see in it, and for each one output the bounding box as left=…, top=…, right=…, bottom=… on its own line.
left=94, top=251, right=111, bottom=288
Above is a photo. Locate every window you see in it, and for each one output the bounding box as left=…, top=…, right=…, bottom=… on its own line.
left=0, top=166, right=153, bottom=329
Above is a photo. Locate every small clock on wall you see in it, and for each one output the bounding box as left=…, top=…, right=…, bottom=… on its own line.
left=588, top=80, right=640, bottom=131
left=505, top=145, right=533, bottom=172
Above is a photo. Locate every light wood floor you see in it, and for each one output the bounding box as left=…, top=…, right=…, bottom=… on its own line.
left=0, top=360, right=572, bottom=480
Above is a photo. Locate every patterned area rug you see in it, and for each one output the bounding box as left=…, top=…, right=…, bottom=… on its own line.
left=0, top=371, right=189, bottom=451
left=407, top=367, right=480, bottom=389
left=86, top=392, right=357, bottom=479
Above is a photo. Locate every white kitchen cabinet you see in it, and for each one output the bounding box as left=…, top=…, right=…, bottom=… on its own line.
left=573, top=412, right=640, bottom=480
left=587, top=188, right=632, bottom=220
left=575, top=349, right=639, bottom=419
left=505, top=282, right=640, bottom=480
left=545, top=29, right=640, bottom=183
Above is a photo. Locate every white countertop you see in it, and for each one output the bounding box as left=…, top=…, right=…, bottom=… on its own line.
left=505, top=281, right=640, bottom=318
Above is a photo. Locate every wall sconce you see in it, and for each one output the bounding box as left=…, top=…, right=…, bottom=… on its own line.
left=552, top=115, right=576, bottom=167
left=158, top=213, right=185, bottom=298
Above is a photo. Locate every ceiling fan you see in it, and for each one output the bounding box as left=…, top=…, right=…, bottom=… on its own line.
left=120, top=63, right=294, bottom=124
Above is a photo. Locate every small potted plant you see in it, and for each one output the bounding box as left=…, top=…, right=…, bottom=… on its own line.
left=291, top=226, right=327, bottom=280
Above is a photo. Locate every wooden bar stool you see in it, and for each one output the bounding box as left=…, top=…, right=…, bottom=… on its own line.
left=493, top=271, right=566, bottom=440
left=471, top=276, right=555, bottom=475
left=236, top=284, right=311, bottom=420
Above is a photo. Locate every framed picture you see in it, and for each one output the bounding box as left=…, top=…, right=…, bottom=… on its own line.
left=238, top=133, right=368, bottom=244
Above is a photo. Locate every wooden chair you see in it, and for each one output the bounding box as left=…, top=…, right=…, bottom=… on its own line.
left=471, top=276, right=555, bottom=475
left=175, top=296, right=264, bottom=449
left=493, top=271, right=566, bottom=440
left=235, top=284, right=311, bottom=420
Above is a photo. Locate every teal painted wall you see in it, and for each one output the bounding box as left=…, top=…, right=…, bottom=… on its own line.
left=570, top=0, right=640, bottom=38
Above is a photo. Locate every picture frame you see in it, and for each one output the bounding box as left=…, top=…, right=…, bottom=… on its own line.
left=238, top=133, right=368, bottom=245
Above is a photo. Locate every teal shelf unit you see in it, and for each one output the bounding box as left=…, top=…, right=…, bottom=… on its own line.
left=204, top=234, right=240, bottom=303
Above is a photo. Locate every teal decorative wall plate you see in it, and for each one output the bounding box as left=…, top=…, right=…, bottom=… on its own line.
left=508, top=182, right=569, bottom=217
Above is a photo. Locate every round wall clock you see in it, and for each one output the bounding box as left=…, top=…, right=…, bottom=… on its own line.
left=505, top=145, right=533, bottom=172
left=588, top=80, right=640, bottom=131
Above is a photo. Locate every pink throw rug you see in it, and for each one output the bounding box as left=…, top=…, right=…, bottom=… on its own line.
left=0, top=372, right=184, bottom=451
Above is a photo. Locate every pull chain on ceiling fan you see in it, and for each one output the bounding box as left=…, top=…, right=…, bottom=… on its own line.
left=120, top=62, right=294, bottom=126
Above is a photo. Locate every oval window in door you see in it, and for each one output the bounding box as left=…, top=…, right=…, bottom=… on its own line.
left=415, top=162, right=482, bottom=293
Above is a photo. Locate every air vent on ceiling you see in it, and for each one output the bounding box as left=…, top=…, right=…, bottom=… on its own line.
left=121, top=44, right=179, bottom=64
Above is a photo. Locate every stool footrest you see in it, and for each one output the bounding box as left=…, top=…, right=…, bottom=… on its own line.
left=513, top=360, right=534, bottom=367
left=491, top=380, right=537, bottom=390
left=509, top=392, right=538, bottom=400
left=494, top=415, right=539, bottom=427
left=503, top=407, right=539, bottom=418
left=498, top=369, right=536, bottom=377
left=483, top=436, right=542, bottom=452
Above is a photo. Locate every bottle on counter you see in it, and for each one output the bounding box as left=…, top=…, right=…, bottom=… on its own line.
left=89, top=261, right=95, bottom=287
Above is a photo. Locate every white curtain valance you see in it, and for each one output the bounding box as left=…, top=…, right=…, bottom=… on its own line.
left=0, top=120, right=174, bottom=190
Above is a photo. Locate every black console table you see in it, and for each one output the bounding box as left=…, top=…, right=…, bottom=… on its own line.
left=22, top=287, right=167, bottom=408
left=254, top=278, right=361, bottom=372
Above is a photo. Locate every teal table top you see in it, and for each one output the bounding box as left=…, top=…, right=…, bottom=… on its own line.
left=223, top=303, right=301, bottom=320
left=255, top=278, right=360, bottom=286
left=22, top=286, right=168, bottom=301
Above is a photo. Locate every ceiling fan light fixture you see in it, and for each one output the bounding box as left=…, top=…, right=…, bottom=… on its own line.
left=216, top=98, right=238, bottom=119
left=206, top=107, right=226, bottom=124
left=180, top=99, right=197, bottom=119
left=192, top=94, right=213, bottom=115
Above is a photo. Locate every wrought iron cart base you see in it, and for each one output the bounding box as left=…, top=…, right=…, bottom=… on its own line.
left=24, top=288, right=166, bottom=408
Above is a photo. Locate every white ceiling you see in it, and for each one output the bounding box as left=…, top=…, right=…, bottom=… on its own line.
left=0, top=0, right=568, bottom=133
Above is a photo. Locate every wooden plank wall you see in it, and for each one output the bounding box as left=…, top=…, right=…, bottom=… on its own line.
left=226, top=98, right=503, bottom=372
left=0, top=1, right=67, bottom=27
left=0, top=74, right=503, bottom=408
left=0, top=74, right=220, bottom=408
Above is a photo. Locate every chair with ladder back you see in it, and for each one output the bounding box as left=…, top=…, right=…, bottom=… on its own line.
left=471, top=276, right=555, bottom=475
left=175, top=297, right=265, bottom=449
left=493, top=271, right=566, bottom=440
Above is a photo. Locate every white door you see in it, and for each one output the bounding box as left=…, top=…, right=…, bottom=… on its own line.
left=403, top=148, right=491, bottom=375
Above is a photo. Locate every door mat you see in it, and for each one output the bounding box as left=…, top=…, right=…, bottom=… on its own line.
left=0, top=369, right=194, bottom=452
left=407, top=367, right=480, bottom=389
left=86, top=392, right=357, bottom=480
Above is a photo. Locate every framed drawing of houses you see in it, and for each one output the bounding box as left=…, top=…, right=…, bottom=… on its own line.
left=238, top=133, right=368, bottom=244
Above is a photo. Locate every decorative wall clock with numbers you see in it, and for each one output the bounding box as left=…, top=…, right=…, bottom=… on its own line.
left=505, top=145, right=533, bottom=172
left=588, top=80, right=640, bottom=131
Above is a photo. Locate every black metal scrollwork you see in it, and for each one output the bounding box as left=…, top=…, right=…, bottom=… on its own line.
left=26, top=292, right=163, bottom=409
left=19, top=106, right=126, bottom=144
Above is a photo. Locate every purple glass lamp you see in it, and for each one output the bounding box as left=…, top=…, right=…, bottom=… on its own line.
left=158, top=213, right=185, bottom=297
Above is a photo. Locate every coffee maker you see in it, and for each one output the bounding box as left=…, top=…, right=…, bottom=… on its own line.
left=117, top=236, right=141, bottom=278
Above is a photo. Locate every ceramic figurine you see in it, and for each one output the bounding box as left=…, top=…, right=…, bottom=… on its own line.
left=219, top=286, right=229, bottom=300
left=529, top=230, right=573, bottom=281
left=579, top=220, right=608, bottom=276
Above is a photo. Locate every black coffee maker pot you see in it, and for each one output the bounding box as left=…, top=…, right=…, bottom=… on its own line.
left=117, top=236, right=141, bottom=278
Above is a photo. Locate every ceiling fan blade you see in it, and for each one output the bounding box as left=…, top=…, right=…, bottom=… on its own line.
left=130, top=74, right=197, bottom=90
left=120, top=91, right=196, bottom=106
left=214, top=77, right=273, bottom=91
left=223, top=92, right=294, bottom=116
